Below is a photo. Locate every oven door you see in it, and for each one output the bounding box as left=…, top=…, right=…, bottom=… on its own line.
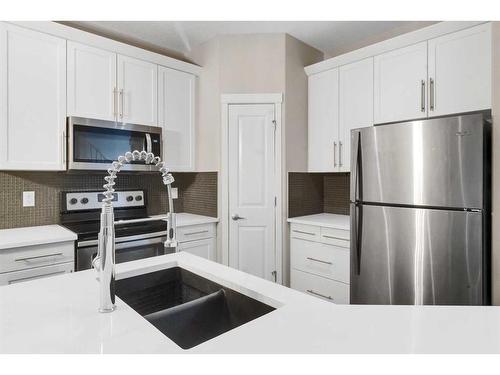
left=76, top=235, right=173, bottom=271
left=67, top=117, right=162, bottom=171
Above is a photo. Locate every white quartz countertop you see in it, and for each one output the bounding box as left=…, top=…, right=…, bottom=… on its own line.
left=1, top=252, right=500, bottom=353
left=0, top=225, right=77, bottom=250
left=149, top=213, right=218, bottom=227
left=287, top=213, right=350, bottom=230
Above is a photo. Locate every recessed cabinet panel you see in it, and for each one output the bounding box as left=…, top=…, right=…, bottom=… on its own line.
left=158, top=67, right=195, bottom=171
left=308, top=69, right=339, bottom=172
left=339, top=57, right=374, bottom=172
left=178, top=238, right=216, bottom=261
left=0, top=24, right=66, bottom=170
left=67, top=42, right=117, bottom=121
left=117, top=55, right=158, bottom=126
left=428, top=23, right=491, bottom=117
left=374, top=41, right=428, bottom=124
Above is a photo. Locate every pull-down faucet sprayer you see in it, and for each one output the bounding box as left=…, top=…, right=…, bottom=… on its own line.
left=93, top=150, right=176, bottom=313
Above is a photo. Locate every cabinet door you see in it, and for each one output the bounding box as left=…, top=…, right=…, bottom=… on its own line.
left=117, top=54, right=157, bottom=126
left=178, top=238, right=216, bottom=261
left=158, top=66, right=195, bottom=171
left=308, top=69, right=339, bottom=172
left=374, top=41, right=428, bottom=124
left=67, top=41, right=117, bottom=121
left=339, top=57, right=373, bottom=172
left=428, top=23, right=491, bottom=117
left=0, top=23, right=66, bottom=170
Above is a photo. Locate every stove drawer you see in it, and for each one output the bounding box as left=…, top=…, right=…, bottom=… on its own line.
left=0, top=241, right=74, bottom=273
left=177, top=223, right=216, bottom=242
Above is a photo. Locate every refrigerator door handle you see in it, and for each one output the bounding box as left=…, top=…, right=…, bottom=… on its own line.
left=350, top=130, right=361, bottom=202
left=351, top=203, right=363, bottom=275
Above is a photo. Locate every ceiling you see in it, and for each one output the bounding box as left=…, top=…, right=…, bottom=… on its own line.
left=62, top=21, right=437, bottom=59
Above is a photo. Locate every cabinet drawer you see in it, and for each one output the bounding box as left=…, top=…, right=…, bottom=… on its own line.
left=291, top=238, right=349, bottom=283
left=0, top=262, right=73, bottom=286
left=0, top=241, right=74, bottom=273
left=320, top=227, right=350, bottom=248
left=177, top=223, right=215, bottom=242
left=290, top=223, right=320, bottom=242
left=291, top=269, right=349, bottom=304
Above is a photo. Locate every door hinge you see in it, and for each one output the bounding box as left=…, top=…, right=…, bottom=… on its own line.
left=274, top=196, right=277, bottom=207
left=271, top=270, right=277, bottom=282
left=272, top=119, right=277, bottom=130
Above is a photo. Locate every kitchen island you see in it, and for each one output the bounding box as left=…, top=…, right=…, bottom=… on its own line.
left=1, top=252, right=500, bottom=353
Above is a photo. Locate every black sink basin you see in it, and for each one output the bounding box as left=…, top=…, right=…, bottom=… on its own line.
left=115, top=267, right=276, bottom=349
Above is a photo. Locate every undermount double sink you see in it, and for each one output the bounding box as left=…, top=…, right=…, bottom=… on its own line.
left=115, top=267, right=276, bottom=349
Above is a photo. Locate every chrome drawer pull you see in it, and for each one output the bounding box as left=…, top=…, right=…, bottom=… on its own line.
left=306, top=289, right=333, bottom=300
left=184, top=230, right=209, bottom=236
left=15, top=253, right=64, bottom=262
left=292, top=230, right=315, bottom=236
left=306, top=257, right=332, bottom=265
left=322, top=235, right=347, bottom=240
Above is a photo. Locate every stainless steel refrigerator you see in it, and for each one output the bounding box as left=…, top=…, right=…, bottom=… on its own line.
left=350, top=112, right=491, bottom=305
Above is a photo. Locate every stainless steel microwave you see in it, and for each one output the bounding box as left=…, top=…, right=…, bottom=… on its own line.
left=67, top=117, right=162, bottom=171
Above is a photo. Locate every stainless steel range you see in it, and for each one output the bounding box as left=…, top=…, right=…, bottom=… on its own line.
left=60, top=190, right=172, bottom=271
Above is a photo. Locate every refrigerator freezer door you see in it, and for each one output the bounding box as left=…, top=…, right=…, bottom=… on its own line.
left=350, top=113, right=484, bottom=208
left=350, top=204, right=483, bottom=305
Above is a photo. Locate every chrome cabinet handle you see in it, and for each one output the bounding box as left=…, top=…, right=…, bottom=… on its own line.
left=333, top=141, right=337, bottom=167
left=420, top=80, right=426, bottom=112
left=292, top=229, right=315, bottom=236
left=231, top=214, right=245, bottom=221
left=306, top=289, right=333, bottom=300
left=322, top=234, right=346, bottom=240
left=339, top=141, right=343, bottom=167
left=429, top=78, right=435, bottom=111
left=306, top=257, right=332, bottom=265
left=15, top=253, right=64, bottom=262
left=184, top=230, right=209, bottom=236
left=113, top=87, right=117, bottom=118
left=119, top=89, right=124, bottom=119
left=62, top=131, right=66, bottom=165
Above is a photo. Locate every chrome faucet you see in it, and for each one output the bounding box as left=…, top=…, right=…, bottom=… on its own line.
left=93, top=150, right=176, bottom=313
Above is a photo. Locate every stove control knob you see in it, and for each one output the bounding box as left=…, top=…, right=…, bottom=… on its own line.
left=80, top=197, right=89, bottom=205
left=69, top=198, right=78, bottom=205
left=126, top=195, right=134, bottom=202
left=135, top=195, right=143, bottom=202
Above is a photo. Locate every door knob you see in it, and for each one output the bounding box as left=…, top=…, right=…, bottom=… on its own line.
left=231, top=214, right=245, bottom=221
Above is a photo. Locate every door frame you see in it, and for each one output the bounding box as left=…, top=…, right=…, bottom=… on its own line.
left=220, top=93, right=283, bottom=284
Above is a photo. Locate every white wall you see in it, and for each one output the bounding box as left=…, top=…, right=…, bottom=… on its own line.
left=186, top=33, right=323, bottom=283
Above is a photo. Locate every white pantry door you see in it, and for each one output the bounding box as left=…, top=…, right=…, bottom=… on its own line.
left=228, top=104, right=276, bottom=281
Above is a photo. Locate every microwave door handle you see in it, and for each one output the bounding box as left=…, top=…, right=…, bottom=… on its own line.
left=145, top=133, right=152, bottom=153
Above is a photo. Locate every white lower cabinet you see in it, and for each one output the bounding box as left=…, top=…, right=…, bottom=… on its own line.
left=178, top=238, right=216, bottom=261
left=0, top=241, right=74, bottom=286
left=291, top=269, right=349, bottom=304
left=0, top=262, right=73, bottom=286
left=177, top=222, right=216, bottom=261
left=290, top=222, right=350, bottom=304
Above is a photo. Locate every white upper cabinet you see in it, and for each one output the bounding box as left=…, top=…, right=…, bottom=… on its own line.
left=339, top=57, right=374, bottom=172
left=427, top=23, right=491, bottom=117
left=158, top=67, right=195, bottom=171
left=117, top=55, right=158, bottom=126
left=374, top=41, right=428, bottom=124
left=0, top=24, right=66, bottom=171
left=67, top=41, right=117, bottom=121
left=308, top=69, right=339, bottom=172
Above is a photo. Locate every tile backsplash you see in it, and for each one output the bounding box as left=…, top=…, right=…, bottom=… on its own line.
left=0, top=171, right=217, bottom=229
left=288, top=172, right=350, bottom=217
